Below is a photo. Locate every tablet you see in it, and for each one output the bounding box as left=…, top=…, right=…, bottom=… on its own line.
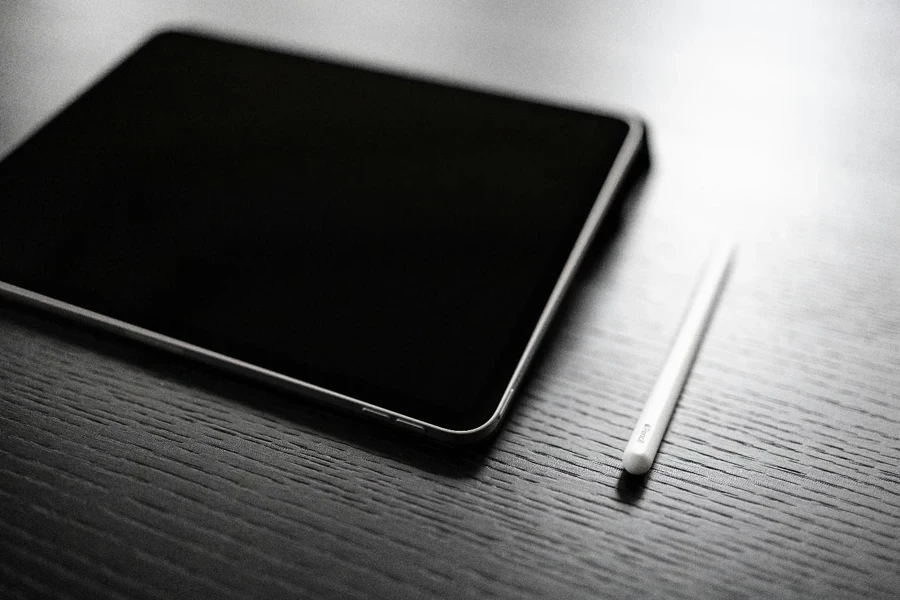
left=0, top=30, right=647, bottom=443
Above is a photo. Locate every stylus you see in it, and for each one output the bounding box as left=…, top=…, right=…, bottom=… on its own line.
left=621, top=241, right=735, bottom=475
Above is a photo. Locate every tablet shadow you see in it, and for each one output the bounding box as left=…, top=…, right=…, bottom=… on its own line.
left=0, top=302, right=491, bottom=477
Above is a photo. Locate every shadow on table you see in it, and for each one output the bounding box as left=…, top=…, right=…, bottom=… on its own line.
left=615, top=470, right=649, bottom=504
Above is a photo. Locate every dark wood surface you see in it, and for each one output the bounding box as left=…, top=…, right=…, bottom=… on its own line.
left=2, top=1, right=900, bottom=598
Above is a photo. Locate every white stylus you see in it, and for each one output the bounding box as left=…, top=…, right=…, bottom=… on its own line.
left=621, top=241, right=735, bottom=475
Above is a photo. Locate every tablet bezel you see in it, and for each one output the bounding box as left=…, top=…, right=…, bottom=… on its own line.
left=0, top=31, right=646, bottom=444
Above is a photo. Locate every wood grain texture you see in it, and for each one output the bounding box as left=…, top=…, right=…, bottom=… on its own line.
left=2, top=1, right=900, bottom=598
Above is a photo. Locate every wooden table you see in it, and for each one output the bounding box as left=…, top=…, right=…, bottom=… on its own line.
left=2, top=2, right=899, bottom=598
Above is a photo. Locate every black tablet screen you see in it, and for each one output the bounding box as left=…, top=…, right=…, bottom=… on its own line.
left=0, top=32, right=631, bottom=430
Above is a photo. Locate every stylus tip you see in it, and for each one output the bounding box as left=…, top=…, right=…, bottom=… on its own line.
left=622, top=450, right=653, bottom=475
